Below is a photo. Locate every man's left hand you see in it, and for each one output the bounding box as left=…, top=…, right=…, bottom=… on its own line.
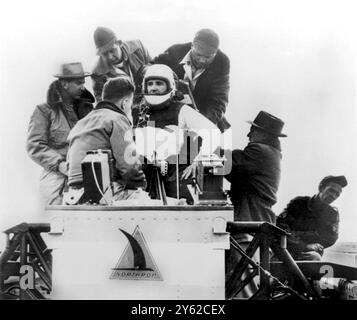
left=181, top=163, right=197, bottom=180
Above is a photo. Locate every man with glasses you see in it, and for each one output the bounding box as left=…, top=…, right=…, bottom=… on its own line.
left=152, top=29, right=230, bottom=132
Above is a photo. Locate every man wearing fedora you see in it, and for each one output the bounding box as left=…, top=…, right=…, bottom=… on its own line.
left=277, top=175, right=347, bottom=261
left=152, top=28, right=230, bottom=133
left=224, top=110, right=287, bottom=298
left=91, top=26, right=151, bottom=103
left=27, top=62, right=94, bottom=205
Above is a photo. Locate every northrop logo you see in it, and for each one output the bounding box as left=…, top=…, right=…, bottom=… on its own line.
left=110, top=225, right=163, bottom=281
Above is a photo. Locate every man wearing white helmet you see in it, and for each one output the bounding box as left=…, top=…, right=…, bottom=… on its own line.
left=136, top=64, right=220, bottom=203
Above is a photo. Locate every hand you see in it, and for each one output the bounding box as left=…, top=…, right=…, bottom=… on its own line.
left=306, top=243, right=324, bottom=253
left=181, top=163, right=197, bottom=180
left=58, top=161, right=68, bottom=176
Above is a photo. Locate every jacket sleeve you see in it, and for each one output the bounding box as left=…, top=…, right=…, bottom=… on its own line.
left=26, top=105, right=65, bottom=172
left=277, top=199, right=319, bottom=253
left=91, top=73, right=106, bottom=102
left=110, top=117, right=146, bottom=189
left=224, top=144, right=267, bottom=203
left=225, top=144, right=266, bottom=180
left=151, top=45, right=176, bottom=67
left=138, top=40, right=152, bottom=64
left=204, top=59, right=230, bottom=125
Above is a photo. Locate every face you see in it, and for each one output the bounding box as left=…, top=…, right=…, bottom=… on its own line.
left=147, top=79, right=168, bottom=95
left=190, top=43, right=217, bottom=69
left=247, top=127, right=259, bottom=143
left=102, top=43, right=123, bottom=66
left=121, top=92, right=134, bottom=120
left=318, top=182, right=342, bottom=204
left=63, top=78, right=85, bottom=99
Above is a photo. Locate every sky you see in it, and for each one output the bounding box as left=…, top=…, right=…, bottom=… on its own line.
left=0, top=0, right=356, bottom=241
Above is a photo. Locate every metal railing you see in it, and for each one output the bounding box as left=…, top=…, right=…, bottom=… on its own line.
left=0, top=223, right=52, bottom=300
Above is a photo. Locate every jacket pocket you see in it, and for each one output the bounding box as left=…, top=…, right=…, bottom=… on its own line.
left=50, top=129, right=68, bottom=148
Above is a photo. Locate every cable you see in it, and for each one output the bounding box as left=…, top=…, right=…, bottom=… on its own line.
left=230, top=236, right=308, bottom=300
left=91, top=158, right=110, bottom=205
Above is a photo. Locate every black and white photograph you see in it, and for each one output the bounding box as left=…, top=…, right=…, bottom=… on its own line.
left=0, top=0, right=356, bottom=304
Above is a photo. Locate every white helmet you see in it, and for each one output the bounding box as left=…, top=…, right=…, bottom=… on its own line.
left=143, top=64, right=176, bottom=106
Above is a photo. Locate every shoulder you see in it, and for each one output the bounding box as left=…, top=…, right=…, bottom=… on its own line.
left=248, top=143, right=281, bottom=157
left=92, top=56, right=111, bottom=76
left=326, top=204, right=339, bottom=218
left=179, top=104, right=199, bottom=120
left=210, top=49, right=230, bottom=73
left=36, top=103, right=51, bottom=111
left=243, top=143, right=269, bottom=156
left=95, top=108, right=131, bottom=126
left=32, top=103, right=52, bottom=116
left=165, top=43, right=191, bottom=57
left=123, top=39, right=147, bottom=53
left=287, top=196, right=311, bottom=208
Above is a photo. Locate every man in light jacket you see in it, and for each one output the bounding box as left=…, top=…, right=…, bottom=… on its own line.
left=67, top=76, right=146, bottom=201
left=27, top=62, right=94, bottom=205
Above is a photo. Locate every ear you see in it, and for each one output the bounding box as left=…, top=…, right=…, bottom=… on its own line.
left=122, top=97, right=130, bottom=109
left=61, top=80, right=69, bottom=90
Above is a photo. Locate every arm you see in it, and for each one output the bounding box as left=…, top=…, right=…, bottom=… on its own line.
left=138, top=40, right=152, bottom=64
left=179, top=105, right=221, bottom=155
left=277, top=199, right=320, bottom=253
left=91, top=73, right=107, bottom=102
left=151, top=47, right=171, bottom=66
left=203, top=70, right=230, bottom=126
left=179, top=105, right=221, bottom=180
left=26, top=105, right=65, bottom=172
left=224, top=143, right=266, bottom=182
left=151, top=44, right=183, bottom=70
left=200, top=53, right=230, bottom=126
left=110, top=117, right=146, bottom=189
left=316, top=209, right=339, bottom=248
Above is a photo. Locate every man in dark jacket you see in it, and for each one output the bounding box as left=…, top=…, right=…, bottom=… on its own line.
left=152, top=29, right=230, bottom=132
left=27, top=62, right=94, bottom=205
left=277, top=175, right=347, bottom=261
left=225, top=111, right=286, bottom=225
left=91, top=26, right=151, bottom=103
left=224, top=110, right=287, bottom=298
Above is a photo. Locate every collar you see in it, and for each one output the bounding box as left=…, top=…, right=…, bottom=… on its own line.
left=179, top=51, right=192, bottom=66
left=308, top=195, right=329, bottom=212
left=46, top=80, right=94, bottom=108
left=95, top=100, right=131, bottom=124
left=248, top=138, right=281, bottom=152
left=307, top=195, right=317, bottom=211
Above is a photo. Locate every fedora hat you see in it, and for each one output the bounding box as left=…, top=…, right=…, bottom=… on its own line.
left=247, top=111, right=287, bottom=137
left=94, top=26, right=117, bottom=55
left=54, top=62, right=91, bottom=79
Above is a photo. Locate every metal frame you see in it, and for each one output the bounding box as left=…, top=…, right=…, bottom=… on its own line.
left=226, top=221, right=318, bottom=300
left=0, top=223, right=52, bottom=300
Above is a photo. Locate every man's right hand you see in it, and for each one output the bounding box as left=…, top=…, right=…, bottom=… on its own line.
left=306, top=243, right=324, bottom=253
left=58, top=161, right=68, bottom=176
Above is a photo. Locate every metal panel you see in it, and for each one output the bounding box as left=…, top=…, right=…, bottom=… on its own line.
left=46, top=206, right=233, bottom=300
